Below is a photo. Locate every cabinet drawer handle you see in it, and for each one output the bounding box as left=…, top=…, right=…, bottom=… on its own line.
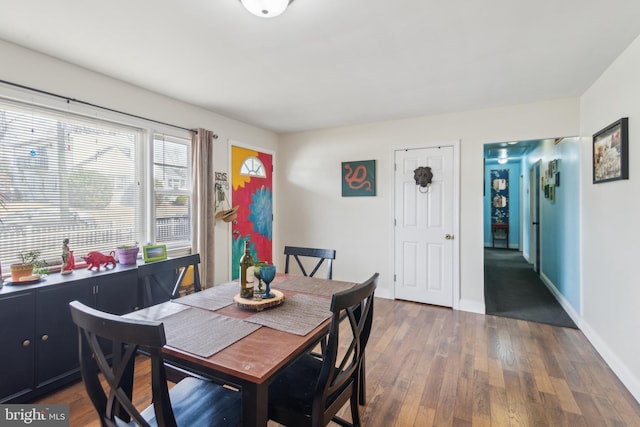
left=41, top=334, right=49, bottom=341
left=22, top=339, right=31, bottom=347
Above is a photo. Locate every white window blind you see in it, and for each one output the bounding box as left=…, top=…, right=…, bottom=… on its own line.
left=153, top=134, right=191, bottom=245
left=0, top=99, right=141, bottom=267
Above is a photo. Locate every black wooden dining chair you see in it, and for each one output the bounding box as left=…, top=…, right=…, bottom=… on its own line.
left=69, top=300, right=241, bottom=427
left=284, top=246, right=336, bottom=280
left=268, top=273, right=378, bottom=427
left=138, top=254, right=202, bottom=308
left=284, top=246, right=338, bottom=375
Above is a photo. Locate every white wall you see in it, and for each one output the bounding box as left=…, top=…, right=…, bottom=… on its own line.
left=580, top=34, right=640, bottom=402
left=0, top=39, right=279, bottom=285
left=278, top=99, right=579, bottom=308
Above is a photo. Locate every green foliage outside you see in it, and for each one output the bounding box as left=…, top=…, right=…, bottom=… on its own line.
left=68, top=169, right=114, bottom=209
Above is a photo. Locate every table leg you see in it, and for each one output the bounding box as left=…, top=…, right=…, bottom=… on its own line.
left=242, top=382, right=269, bottom=427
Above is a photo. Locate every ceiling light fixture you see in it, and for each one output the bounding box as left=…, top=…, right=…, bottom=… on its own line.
left=497, top=158, right=508, bottom=164
left=240, top=0, right=294, bottom=18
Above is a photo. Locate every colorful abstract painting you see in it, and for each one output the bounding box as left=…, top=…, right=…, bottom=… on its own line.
left=231, top=146, right=273, bottom=279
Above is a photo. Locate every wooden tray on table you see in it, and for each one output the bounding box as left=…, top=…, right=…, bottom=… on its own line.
left=233, top=289, right=284, bottom=311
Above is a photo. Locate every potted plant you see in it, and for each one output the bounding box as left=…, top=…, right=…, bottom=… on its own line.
left=10, top=250, right=48, bottom=282
left=116, top=243, right=140, bottom=265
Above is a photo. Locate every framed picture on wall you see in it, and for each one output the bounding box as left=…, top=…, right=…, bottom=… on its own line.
left=342, top=160, right=376, bottom=196
left=593, top=118, right=629, bottom=183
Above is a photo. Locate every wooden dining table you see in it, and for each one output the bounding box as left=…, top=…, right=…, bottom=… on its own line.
left=125, top=274, right=357, bottom=427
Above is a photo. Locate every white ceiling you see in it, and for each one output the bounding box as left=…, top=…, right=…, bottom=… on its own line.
left=1, top=0, right=640, bottom=134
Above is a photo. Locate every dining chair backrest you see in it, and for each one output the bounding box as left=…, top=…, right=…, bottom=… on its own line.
left=284, top=246, right=336, bottom=279
left=69, top=300, right=176, bottom=426
left=69, top=300, right=241, bottom=427
left=138, top=253, right=201, bottom=307
left=267, top=273, right=378, bottom=427
left=316, top=272, right=377, bottom=425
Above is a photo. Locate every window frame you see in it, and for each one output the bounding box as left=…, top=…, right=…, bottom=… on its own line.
left=151, top=133, right=193, bottom=248
left=0, top=86, right=194, bottom=268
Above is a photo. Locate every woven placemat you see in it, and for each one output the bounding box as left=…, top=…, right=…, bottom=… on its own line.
left=244, top=294, right=332, bottom=336
left=273, top=276, right=356, bottom=297
left=124, top=303, right=189, bottom=321
left=161, top=307, right=261, bottom=357
left=172, top=281, right=238, bottom=311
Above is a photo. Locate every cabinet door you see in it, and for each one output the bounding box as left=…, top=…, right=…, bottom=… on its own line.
left=36, top=280, right=93, bottom=387
left=0, top=292, right=36, bottom=402
left=96, top=269, right=138, bottom=314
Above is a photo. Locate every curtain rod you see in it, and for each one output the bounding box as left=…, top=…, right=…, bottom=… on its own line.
left=0, top=79, right=198, bottom=135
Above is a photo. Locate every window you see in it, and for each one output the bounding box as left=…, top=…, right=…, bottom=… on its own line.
left=153, top=135, right=191, bottom=244
left=240, top=156, right=266, bottom=177
left=0, top=97, right=192, bottom=268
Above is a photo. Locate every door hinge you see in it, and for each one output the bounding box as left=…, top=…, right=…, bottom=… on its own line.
left=394, top=219, right=396, bottom=226
left=393, top=274, right=396, bottom=282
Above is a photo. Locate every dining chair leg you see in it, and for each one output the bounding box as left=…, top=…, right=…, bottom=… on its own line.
left=358, top=352, right=366, bottom=405
left=350, top=388, right=361, bottom=427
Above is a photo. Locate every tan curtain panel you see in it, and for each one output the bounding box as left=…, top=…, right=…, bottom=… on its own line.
left=191, top=128, right=215, bottom=288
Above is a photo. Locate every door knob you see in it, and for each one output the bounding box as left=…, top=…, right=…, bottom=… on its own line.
left=445, top=234, right=453, bottom=240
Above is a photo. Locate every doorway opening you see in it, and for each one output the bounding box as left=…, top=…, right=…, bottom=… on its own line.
left=230, top=145, right=274, bottom=280
left=482, top=137, right=580, bottom=328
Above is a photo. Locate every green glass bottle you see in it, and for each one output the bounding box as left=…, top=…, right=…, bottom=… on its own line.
left=239, top=240, right=255, bottom=298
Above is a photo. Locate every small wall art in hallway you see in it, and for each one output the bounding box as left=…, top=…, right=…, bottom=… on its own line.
left=490, top=169, right=509, bottom=224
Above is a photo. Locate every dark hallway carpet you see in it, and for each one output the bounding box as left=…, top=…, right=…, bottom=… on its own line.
left=484, top=248, right=577, bottom=329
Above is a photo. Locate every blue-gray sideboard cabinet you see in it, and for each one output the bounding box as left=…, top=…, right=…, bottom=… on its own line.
left=0, top=264, right=139, bottom=403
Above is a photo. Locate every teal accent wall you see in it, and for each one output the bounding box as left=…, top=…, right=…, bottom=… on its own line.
left=484, top=161, right=521, bottom=248
left=522, top=138, right=581, bottom=313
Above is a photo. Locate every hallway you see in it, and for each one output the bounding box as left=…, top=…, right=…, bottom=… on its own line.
left=484, top=248, right=577, bottom=328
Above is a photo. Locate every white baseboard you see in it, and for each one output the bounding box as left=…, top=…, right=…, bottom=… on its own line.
left=539, top=272, right=640, bottom=404
left=580, top=319, right=640, bottom=404
left=539, top=272, right=581, bottom=327
left=458, top=298, right=485, bottom=314
left=375, top=287, right=393, bottom=300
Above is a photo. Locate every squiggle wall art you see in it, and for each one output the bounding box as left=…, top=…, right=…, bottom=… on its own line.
left=342, top=160, right=376, bottom=197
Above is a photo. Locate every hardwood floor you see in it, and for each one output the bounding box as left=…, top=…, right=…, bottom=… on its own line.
left=35, top=298, right=640, bottom=426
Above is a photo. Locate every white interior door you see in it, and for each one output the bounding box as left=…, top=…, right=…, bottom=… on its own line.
left=394, top=146, right=454, bottom=307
